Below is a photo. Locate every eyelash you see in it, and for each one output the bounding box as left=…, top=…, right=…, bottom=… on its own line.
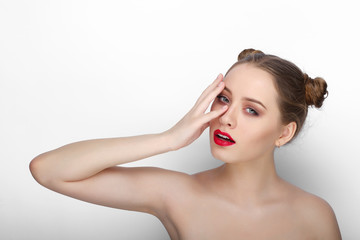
left=216, top=95, right=230, bottom=104
left=245, top=107, right=259, bottom=116
left=216, top=95, right=259, bottom=116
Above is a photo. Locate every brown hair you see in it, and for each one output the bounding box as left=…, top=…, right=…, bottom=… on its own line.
left=226, top=48, right=328, bottom=140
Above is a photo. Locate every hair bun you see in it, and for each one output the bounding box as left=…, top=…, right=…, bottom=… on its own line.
left=238, top=48, right=264, bottom=61
left=304, top=73, right=328, bottom=108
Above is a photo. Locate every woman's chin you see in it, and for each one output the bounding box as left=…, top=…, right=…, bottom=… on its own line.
left=210, top=147, right=236, bottom=163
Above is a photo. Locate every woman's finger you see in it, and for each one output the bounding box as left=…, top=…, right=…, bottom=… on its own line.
left=194, top=74, right=223, bottom=106
left=194, top=80, right=225, bottom=115
left=201, top=105, right=228, bottom=124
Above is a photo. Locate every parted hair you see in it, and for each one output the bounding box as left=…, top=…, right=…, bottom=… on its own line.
left=226, top=48, right=328, bottom=140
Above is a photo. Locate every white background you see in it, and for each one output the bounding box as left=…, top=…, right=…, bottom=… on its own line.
left=1, top=0, right=359, bottom=239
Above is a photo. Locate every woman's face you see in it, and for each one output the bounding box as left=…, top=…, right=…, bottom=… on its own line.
left=209, top=63, right=284, bottom=163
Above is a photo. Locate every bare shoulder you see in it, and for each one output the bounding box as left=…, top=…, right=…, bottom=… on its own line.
left=284, top=182, right=342, bottom=239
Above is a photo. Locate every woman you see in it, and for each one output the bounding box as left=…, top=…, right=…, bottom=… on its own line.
left=30, top=49, right=341, bottom=239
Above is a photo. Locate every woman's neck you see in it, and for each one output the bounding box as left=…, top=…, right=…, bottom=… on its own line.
left=212, top=155, right=282, bottom=205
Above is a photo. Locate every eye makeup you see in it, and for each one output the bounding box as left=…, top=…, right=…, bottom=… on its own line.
left=242, top=97, right=267, bottom=110
left=215, top=93, right=262, bottom=117
left=220, top=86, right=267, bottom=111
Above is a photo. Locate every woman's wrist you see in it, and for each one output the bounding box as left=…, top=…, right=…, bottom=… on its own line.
left=159, top=130, right=177, bottom=152
left=160, top=129, right=181, bottom=152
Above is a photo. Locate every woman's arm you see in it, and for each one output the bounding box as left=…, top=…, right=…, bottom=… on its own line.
left=30, top=134, right=171, bottom=184
left=29, top=74, right=227, bottom=214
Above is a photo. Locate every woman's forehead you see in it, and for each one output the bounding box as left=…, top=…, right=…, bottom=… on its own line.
left=223, top=64, right=278, bottom=102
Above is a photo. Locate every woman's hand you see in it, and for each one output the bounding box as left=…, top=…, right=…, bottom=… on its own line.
left=164, top=74, right=228, bottom=151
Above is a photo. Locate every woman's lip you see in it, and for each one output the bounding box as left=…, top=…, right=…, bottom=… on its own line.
left=214, top=129, right=236, bottom=146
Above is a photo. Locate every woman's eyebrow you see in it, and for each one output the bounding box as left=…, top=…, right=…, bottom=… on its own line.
left=224, top=86, right=232, bottom=93
left=242, top=97, right=267, bottom=110
left=223, top=86, right=267, bottom=110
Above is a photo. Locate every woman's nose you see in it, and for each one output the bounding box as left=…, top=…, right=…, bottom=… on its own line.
left=219, top=106, right=237, bottom=128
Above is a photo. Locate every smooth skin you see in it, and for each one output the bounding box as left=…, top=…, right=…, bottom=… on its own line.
left=30, top=64, right=341, bottom=240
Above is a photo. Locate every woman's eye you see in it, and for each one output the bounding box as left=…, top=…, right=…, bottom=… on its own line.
left=216, top=95, right=229, bottom=103
left=245, top=107, right=259, bottom=116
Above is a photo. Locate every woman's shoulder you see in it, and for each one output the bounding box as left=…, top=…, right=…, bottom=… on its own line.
left=284, top=182, right=334, bottom=217
left=282, top=181, right=341, bottom=239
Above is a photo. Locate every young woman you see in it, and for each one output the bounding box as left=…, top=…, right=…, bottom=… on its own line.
left=30, top=49, right=341, bottom=239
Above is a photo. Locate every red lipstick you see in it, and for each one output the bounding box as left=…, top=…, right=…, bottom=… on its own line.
left=214, top=129, right=236, bottom=146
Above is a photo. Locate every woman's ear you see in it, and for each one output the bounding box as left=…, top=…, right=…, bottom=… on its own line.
left=276, top=122, right=297, bottom=147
